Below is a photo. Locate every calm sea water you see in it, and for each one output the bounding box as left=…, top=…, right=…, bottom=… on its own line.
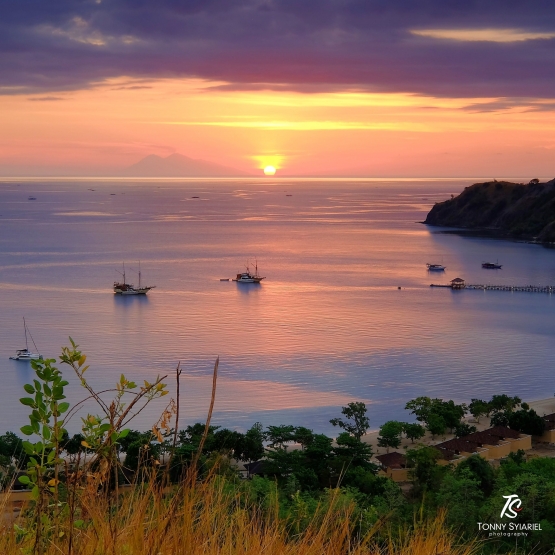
left=1, top=178, right=554, bottom=436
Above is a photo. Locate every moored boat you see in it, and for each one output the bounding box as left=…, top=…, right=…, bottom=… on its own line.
left=482, top=261, right=502, bottom=269
left=232, top=260, right=265, bottom=283
left=10, top=318, right=43, bottom=361
left=114, top=262, right=156, bottom=295
left=427, top=263, right=446, bottom=271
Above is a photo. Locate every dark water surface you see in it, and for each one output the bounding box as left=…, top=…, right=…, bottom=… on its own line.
left=1, top=178, right=554, bottom=435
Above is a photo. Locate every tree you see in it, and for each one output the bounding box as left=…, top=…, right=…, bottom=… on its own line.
left=456, top=454, right=495, bottom=495
left=265, top=425, right=296, bottom=450
left=293, top=427, right=315, bottom=450
left=332, top=432, right=374, bottom=473
left=406, top=446, right=443, bottom=493
left=489, top=394, right=521, bottom=413
left=329, top=402, right=369, bottom=440
left=437, top=467, right=484, bottom=530
left=404, top=397, right=434, bottom=423
left=454, top=422, right=477, bottom=438
left=402, top=423, right=425, bottom=443
left=0, top=431, right=27, bottom=467
left=426, top=413, right=446, bottom=438
left=490, top=411, right=510, bottom=427
left=508, top=408, right=546, bottom=436
left=468, top=399, right=490, bottom=422
left=235, top=422, right=264, bottom=462
left=405, top=397, right=466, bottom=432
left=377, top=421, right=403, bottom=452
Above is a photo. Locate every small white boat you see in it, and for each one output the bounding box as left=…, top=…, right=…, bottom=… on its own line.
left=232, top=260, right=265, bottom=283
left=427, top=263, right=446, bottom=271
left=10, top=318, right=43, bottom=361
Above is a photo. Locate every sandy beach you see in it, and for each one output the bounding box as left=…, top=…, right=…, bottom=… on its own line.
left=364, top=396, right=555, bottom=458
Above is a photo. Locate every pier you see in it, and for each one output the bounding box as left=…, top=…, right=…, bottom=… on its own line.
left=430, top=277, right=555, bottom=294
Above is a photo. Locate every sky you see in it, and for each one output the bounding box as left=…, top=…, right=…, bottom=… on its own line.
left=2, top=1, right=555, bottom=177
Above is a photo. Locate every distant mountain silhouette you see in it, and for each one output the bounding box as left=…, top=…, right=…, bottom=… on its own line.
left=121, top=153, right=252, bottom=177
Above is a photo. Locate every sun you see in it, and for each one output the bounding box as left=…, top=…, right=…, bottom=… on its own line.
left=263, top=165, right=276, bottom=176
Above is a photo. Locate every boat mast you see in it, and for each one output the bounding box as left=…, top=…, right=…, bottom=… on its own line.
left=23, top=317, right=28, bottom=351
left=138, top=261, right=141, bottom=289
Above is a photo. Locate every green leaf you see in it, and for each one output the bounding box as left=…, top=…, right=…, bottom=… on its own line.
left=47, top=450, right=56, bottom=463
left=18, top=475, right=31, bottom=485
left=74, top=520, right=84, bottom=529
left=20, top=425, right=35, bottom=436
left=19, top=397, right=35, bottom=407
left=58, top=402, right=70, bottom=414
left=43, top=426, right=51, bottom=440
left=99, top=423, right=111, bottom=434
left=119, top=428, right=130, bottom=439
left=23, top=384, right=35, bottom=394
left=31, top=486, right=39, bottom=500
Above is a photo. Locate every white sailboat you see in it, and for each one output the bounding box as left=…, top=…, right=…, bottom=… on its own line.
left=10, top=318, right=43, bottom=361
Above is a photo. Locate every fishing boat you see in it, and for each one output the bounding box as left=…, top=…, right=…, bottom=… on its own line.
left=232, top=260, right=266, bottom=283
left=9, top=318, right=43, bottom=361
left=114, top=262, right=156, bottom=295
left=426, top=263, right=446, bottom=271
left=482, top=261, right=502, bottom=269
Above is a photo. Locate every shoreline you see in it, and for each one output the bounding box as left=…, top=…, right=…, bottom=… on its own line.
left=362, top=396, right=555, bottom=457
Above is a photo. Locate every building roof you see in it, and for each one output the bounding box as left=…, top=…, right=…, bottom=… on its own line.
left=375, top=452, right=407, bottom=469
left=435, top=438, right=480, bottom=454
left=451, top=277, right=465, bottom=283
left=485, top=426, right=523, bottom=439
left=543, top=413, right=555, bottom=430
left=434, top=425, right=524, bottom=458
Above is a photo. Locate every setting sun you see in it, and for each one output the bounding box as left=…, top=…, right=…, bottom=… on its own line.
left=263, top=165, right=276, bottom=175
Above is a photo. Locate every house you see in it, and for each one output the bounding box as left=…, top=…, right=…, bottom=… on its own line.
left=539, top=413, right=555, bottom=442
left=435, top=426, right=531, bottom=463
left=450, top=277, right=466, bottom=289
left=375, top=452, right=409, bottom=482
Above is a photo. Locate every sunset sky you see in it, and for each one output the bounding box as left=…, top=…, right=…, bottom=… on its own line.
left=2, top=1, right=555, bottom=177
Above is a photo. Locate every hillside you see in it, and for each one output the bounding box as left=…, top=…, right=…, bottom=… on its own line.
left=424, top=178, right=555, bottom=243
left=121, top=153, right=252, bottom=177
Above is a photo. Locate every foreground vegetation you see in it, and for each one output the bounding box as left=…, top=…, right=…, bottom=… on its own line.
left=1, top=341, right=554, bottom=553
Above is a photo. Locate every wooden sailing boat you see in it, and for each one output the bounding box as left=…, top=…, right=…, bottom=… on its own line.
left=114, top=261, right=156, bottom=295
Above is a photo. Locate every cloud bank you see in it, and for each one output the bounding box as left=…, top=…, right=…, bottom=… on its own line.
left=2, top=1, right=555, bottom=98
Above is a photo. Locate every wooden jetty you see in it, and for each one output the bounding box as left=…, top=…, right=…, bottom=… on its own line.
left=430, top=277, right=554, bottom=294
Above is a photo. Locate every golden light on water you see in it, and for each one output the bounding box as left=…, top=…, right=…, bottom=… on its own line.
left=264, top=165, right=276, bottom=175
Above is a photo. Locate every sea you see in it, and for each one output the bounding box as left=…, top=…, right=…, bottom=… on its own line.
left=1, top=177, right=554, bottom=437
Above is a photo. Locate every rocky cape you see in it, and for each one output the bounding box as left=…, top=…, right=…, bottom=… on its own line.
left=424, top=178, right=555, bottom=243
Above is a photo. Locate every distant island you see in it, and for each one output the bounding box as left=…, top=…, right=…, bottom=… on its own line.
left=120, top=153, right=253, bottom=177
left=425, top=178, right=555, bottom=243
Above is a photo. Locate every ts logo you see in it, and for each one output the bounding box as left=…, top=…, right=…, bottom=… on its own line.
left=500, top=495, right=523, bottom=518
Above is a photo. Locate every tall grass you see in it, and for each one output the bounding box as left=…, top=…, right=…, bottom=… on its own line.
left=0, top=472, right=483, bottom=555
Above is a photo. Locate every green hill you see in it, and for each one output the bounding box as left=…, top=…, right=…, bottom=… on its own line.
left=425, top=178, right=555, bottom=243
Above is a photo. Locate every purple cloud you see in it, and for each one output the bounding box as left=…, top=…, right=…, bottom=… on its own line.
left=1, top=0, right=555, bottom=98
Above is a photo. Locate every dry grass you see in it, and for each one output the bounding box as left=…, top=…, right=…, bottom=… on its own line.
left=0, top=474, right=485, bottom=555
